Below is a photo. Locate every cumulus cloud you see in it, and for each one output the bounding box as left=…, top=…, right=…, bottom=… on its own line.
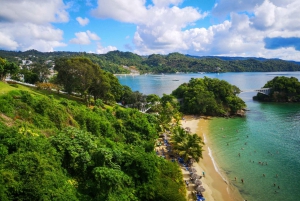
left=130, top=0, right=300, bottom=60
left=212, top=0, right=263, bottom=17
left=0, top=0, right=68, bottom=51
left=152, top=0, right=183, bottom=7
left=91, top=0, right=208, bottom=55
left=96, top=43, right=117, bottom=54
left=86, top=30, right=100, bottom=40
left=0, top=0, right=69, bottom=24
left=0, top=32, right=19, bottom=50
left=251, top=0, right=276, bottom=30
left=91, top=0, right=147, bottom=23
left=76, top=17, right=90, bottom=26
left=70, top=30, right=100, bottom=45
left=0, top=22, right=66, bottom=51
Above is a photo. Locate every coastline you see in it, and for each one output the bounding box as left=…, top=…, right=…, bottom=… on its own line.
left=181, top=116, right=244, bottom=201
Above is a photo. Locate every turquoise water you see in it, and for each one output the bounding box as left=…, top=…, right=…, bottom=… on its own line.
left=117, top=72, right=300, bottom=201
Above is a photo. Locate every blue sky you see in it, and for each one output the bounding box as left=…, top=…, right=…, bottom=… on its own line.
left=0, top=0, right=300, bottom=61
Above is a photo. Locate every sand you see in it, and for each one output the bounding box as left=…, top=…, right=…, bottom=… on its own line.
left=181, top=116, right=244, bottom=201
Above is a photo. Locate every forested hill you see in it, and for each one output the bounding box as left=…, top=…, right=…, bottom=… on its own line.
left=1, top=49, right=300, bottom=74
left=0, top=82, right=187, bottom=201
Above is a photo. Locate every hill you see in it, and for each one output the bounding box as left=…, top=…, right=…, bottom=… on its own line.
left=0, top=81, right=187, bottom=201
left=1, top=50, right=300, bottom=74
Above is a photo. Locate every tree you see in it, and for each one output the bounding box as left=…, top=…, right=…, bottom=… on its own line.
left=0, top=58, right=19, bottom=81
left=31, top=62, right=50, bottom=82
left=171, top=126, right=204, bottom=162
left=172, top=77, right=246, bottom=116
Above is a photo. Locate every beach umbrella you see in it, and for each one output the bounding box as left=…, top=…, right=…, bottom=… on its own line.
left=185, top=127, right=191, bottom=132
left=194, top=179, right=202, bottom=186
left=191, top=167, right=197, bottom=173
left=196, top=185, right=205, bottom=192
left=191, top=173, right=199, bottom=180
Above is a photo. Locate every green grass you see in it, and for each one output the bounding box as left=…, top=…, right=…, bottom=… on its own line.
left=0, top=81, right=18, bottom=94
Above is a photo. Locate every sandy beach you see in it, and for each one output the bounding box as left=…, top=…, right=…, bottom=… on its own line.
left=181, top=116, right=244, bottom=201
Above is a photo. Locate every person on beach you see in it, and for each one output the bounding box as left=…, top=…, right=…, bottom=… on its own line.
left=202, top=171, right=205, bottom=177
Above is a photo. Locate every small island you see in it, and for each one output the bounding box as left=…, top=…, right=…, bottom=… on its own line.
left=253, top=76, right=300, bottom=102
left=172, top=77, right=246, bottom=117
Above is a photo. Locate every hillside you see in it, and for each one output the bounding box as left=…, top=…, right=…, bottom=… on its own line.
left=1, top=50, right=300, bottom=74
left=0, top=81, right=186, bottom=201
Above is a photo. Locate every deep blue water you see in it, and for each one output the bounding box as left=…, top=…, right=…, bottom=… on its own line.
left=116, top=72, right=300, bottom=201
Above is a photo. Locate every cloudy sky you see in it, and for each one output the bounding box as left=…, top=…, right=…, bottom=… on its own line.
left=0, top=0, right=300, bottom=61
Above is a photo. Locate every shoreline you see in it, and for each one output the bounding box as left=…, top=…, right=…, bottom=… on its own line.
left=181, top=116, right=244, bottom=201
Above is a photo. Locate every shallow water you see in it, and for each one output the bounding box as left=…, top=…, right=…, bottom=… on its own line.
left=117, top=72, right=300, bottom=201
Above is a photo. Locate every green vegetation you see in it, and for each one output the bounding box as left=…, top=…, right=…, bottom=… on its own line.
left=171, top=125, right=204, bottom=162
left=253, top=76, right=300, bottom=102
left=0, top=57, right=19, bottom=81
left=1, top=50, right=300, bottom=75
left=172, top=77, right=246, bottom=116
left=0, top=82, right=189, bottom=201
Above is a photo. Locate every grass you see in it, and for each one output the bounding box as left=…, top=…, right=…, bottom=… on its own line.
left=0, top=81, right=18, bottom=94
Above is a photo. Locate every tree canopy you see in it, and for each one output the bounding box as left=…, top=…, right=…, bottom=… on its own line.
left=0, top=84, right=187, bottom=201
left=0, top=57, right=19, bottom=81
left=1, top=50, right=300, bottom=75
left=253, top=76, right=300, bottom=102
left=172, top=77, right=246, bottom=116
left=54, top=57, right=124, bottom=104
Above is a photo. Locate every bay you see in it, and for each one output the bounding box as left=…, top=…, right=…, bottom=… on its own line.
left=116, top=72, right=300, bottom=201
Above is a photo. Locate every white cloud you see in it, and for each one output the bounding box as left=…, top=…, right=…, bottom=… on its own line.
left=0, top=32, right=19, bottom=50
left=91, top=0, right=147, bottom=23
left=129, top=0, right=300, bottom=61
left=87, top=30, right=100, bottom=40
left=0, top=0, right=69, bottom=24
left=70, top=32, right=91, bottom=45
left=251, top=0, right=276, bottom=30
left=152, top=0, right=183, bottom=7
left=70, top=30, right=100, bottom=45
left=76, top=17, right=90, bottom=26
left=96, top=43, right=117, bottom=54
left=0, top=0, right=68, bottom=51
left=0, top=23, right=66, bottom=51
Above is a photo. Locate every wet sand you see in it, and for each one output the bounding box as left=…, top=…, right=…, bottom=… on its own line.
left=181, top=116, right=244, bottom=201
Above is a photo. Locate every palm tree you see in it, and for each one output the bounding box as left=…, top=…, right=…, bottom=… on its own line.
left=171, top=126, right=204, bottom=163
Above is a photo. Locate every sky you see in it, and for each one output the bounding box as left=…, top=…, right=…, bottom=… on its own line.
left=0, top=0, right=300, bottom=61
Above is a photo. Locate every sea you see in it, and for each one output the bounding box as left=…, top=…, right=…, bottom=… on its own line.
left=116, top=72, right=300, bottom=201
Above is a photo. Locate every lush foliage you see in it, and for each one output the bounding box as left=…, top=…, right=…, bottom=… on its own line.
left=1, top=50, right=300, bottom=75
left=172, top=77, right=246, bottom=116
left=0, top=57, right=19, bottom=81
left=253, top=76, right=300, bottom=102
left=54, top=57, right=124, bottom=104
left=0, top=83, right=186, bottom=201
left=170, top=125, right=204, bottom=162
